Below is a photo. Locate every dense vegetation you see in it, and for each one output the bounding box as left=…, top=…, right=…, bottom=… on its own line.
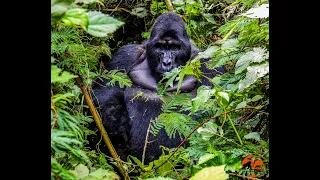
left=51, top=0, right=269, bottom=179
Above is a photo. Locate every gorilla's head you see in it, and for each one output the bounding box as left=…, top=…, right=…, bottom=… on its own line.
left=146, top=12, right=192, bottom=75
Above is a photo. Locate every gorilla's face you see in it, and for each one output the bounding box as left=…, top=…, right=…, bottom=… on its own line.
left=146, top=12, right=192, bottom=75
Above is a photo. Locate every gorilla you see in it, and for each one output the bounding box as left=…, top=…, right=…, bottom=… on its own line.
left=90, top=12, right=226, bottom=164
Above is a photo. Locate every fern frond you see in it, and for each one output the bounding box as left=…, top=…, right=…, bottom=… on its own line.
left=157, top=112, right=194, bottom=138
left=160, top=93, right=193, bottom=113
left=104, top=70, right=132, bottom=88
left=51, top=26, right=78, bottom=44
left=150, top=118, right=165, bottom=136
left=238, top=20, right=269, bottom=47
left=51, top=129, right=89, bottom=161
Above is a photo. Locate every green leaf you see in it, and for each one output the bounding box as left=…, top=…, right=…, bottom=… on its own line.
left=194, top=46, right=219, bottom=60
left=198, top=153, right=215, bottom=165
left=197, top=121, right=219, bottom=141
left=236, top=101, right=247, bottom=109
left=73, top=164, right=89, bottom=179
left=191, top=86, right=216, bottom=114
left=221, top=38, right=238, bottom=50
left=203, top=13, right=216, bottom=24
left=238, top=62, right=269, bottom=91
left=217, top=92, right=229, bottom=102
left=61, top=8, right=89, bottom=28
left=190, top=165, right=228, bottom=180
left=87, top=168, right=119, bottom=180
left=131, top=7, right=148, bottom=18
left=51, top=0, right=74, bottom=25
left=51, top=65, right=77, bottom=83
left=85, top=11, right=124, bottom=37
left=235, top=48, right=269, bottom=75
left=128, top=155, right=153, bottom=171
left=82, top=176, right=99, bottom=180
left=244, top=132, right=260, bottom=141
left=251, top=95, right=263, bottom=102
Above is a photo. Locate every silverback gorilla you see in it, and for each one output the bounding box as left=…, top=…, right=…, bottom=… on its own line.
left=90, top=12, right=226, bottom=164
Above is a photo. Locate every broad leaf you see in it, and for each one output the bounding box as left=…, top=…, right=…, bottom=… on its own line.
left=217, top=92, right=229, bottom=102
left=236, top=101, right=247, bottom=109
left=85, top=11, right=124, bottom=37
left=61, top=8, right=89, bottom=28
left=238, top=62, right=269, bottom=91
left=221, top=38, right=238, bottom=50
left=73, top=164, right=89, bottom=179
left=244, top=132, right=261, bottom=141
left=51, top=0, right=74, bottom=25
left=87, top=168, right=119, bottom=180
left=191, top=86, right=216, bottom=114
left=240, top=4, right=269, bottom=19
left=198, top=153, right=215, bottom=165
left=197, top=122, right=219, bottom=141
left=194, top=46, right=219, bottom=60
left=235, top=48, right=269, bottom=75
left=203, top=13, right=216, bottom=24
left=131, top=7, right=148, bottom=18
left=190, top=165, right=228, bottom=180
left=51, top=65, right=77, bottom=83
left=251, top=95, right=263, bottom=102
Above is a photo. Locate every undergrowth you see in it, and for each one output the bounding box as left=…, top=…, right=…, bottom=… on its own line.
left=51, top=0, right=269, bottom=179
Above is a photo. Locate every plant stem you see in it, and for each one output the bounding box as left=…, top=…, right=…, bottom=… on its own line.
left=51, top=89, right=58, bottom=130
left=142, top=119, right=153, bottom=165
left=226, top=112, right=243, bottom=145
left=164, top=0, right=174, bottom=11
left=76, top=76, right=130, bottom=180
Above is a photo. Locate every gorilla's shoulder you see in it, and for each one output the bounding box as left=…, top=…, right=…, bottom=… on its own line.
left=110, top=44, right=140, bottom=71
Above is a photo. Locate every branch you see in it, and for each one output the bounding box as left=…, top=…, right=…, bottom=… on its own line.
left=51, top=89, right=58, bottom=130
left=154, top=107, right=256, bottom=170
left=75, top=76, right=130, bottom=180
left=229, top=173, right=263, bottom=180
left=142, top=119, right=153, bottom=165
left=164, top=0, right=174, bottom=11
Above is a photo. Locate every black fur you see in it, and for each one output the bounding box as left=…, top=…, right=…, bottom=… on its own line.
left=90, top=12, right=226, bottom=163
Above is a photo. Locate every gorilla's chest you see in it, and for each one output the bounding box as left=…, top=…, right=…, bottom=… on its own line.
left=124, top=86, right=163, bottom=121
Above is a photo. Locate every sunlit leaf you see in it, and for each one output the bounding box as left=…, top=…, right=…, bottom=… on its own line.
left=190, top=165, right=228, bottom=180
left=235, top=48, right=268, bottom=74
left=217, top=92, right=229, bottom=102
left=240, top=4, right=269, bottom=19
left=73, top=164, right=89, bottom=179
left=85, top=11, right=124, bottom=37
left=51, top=0, right=74, bottom=25
left=244, top=132, right=260, bottom=141
left=61, top=8, right=89, bottom=28
left=238, top=62, right=269, bottom=91
left=198, top=153, right=215, bottom=165
left=51, top=65, right=77, bottom=83
left=251, top=95, right=263, bottom=102
left=86, top=168, right=119, bottom=180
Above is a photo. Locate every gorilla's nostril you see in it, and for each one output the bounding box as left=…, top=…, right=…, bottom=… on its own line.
left=162, top=61, right=171, bottom=67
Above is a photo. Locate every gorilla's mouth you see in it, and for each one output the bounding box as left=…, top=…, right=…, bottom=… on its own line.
left=157, top=65, right=175, bottom=74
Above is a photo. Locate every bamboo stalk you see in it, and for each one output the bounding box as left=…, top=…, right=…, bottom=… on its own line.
left=164, top=0, right=174, bottom=11
left=76, top=76, right=130, bottom=180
